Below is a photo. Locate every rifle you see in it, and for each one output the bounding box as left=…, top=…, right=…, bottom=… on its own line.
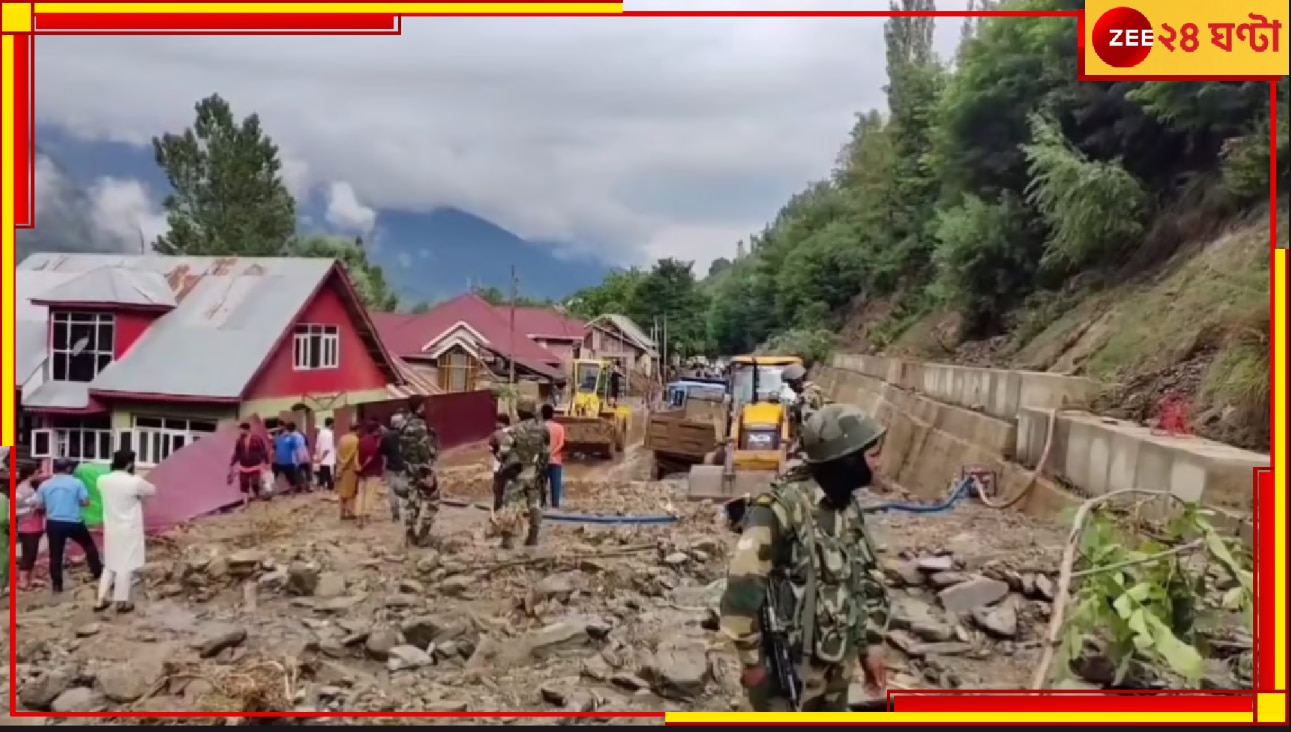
left=760, top=588, right=804, bottom=711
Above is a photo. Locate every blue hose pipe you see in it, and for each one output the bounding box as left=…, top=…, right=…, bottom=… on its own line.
left=862, top=476, right=975, bottom=515
left=543, top=512, right=678, bottom=525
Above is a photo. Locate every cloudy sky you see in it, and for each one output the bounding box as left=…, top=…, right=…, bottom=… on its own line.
left=34, top=0, right=967, bottom=269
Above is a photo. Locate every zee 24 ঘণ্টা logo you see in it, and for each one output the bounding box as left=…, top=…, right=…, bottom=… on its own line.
left=1091, top=5, right=1282, bottom=68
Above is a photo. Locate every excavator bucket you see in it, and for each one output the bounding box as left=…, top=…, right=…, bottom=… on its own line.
left=686, top=464, right=777, bottom=501
left=554, top=414, right=617, bottom=459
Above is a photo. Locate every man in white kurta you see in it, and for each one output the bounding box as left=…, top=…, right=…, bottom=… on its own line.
left=94, top=449, right=156, bottom=613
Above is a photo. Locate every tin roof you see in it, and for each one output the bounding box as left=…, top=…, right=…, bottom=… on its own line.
left=587, top=313, right=658, bottom=355
left=372, top=293, right=564, bottom=366
left=16, top=253, right=401, bottom=403
left=512, top=306, right=585, bottom=340
left=32, top=266, right=177, bottom=308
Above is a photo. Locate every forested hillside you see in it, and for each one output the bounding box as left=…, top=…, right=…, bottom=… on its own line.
left=567, top=0, right=1285, bottom=451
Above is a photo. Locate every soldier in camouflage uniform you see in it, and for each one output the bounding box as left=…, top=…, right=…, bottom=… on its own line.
left=720, top=403, right=890, bottom=711
left=399, top=395, right=442, bottom=548
left=492, top=397, right=550, bottom=549
left=782, top=362, right=831, bottom=457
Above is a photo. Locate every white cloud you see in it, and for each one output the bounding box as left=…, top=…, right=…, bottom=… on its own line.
left=642, top=222, right=762, bottom=266
left=33, top=0, right=969, bottom=271
left=88, top=177, right=170, bottom=249
left=18, top=155, right=169, bottom=259
left=280, top=156, right=312, bottom=199
left=324, top=181, right=377, bottom=233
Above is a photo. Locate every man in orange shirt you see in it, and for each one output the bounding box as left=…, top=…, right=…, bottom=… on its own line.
left=540, top=404, right=566, bottom=508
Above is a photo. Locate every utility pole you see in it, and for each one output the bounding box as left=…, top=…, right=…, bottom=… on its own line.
left=662, top=315, right=669, bottom=376
left=508, top=265, right=518, bottom=386
left=650, top=316, right=659, bottom=385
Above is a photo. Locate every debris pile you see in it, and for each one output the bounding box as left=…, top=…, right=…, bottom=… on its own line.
left=877, top=550, right=1059, bottom=688
left=5, top=459, right=1248, bottom=725
left=7, top=477, right=739, bottom=723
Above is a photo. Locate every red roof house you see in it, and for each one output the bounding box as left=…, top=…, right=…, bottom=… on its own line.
left=14, top=252, right=422, bottom=467
left=372, top=293, right=584, bottom=393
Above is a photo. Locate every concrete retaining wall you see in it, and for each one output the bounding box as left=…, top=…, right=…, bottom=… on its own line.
left=815, top=364, right=1079, bottom=519
left=819, top=354, right=1270, bottom=519
left=829, top=353, right=1106, bottom=421
left=1016, top=407, right=1264, bottom=512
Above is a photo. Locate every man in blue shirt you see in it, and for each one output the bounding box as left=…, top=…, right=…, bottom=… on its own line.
left=35, top=459, right=104, bottom=594
left=272, top=422, right=306, bottom=494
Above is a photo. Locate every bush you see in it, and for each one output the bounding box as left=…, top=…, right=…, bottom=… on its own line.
left=931, top=192, right=1041, bottom=334
left=1023, top=115, right=1151, bottom=270
left=1220, top=110, right=1288, bottom=203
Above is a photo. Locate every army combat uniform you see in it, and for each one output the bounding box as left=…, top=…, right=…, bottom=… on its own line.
left=493, top=400, right=550, bottom=548
left=797, top=381, right=830, bottom=419
left=720, top=406, right=890, bottom=712
left=784, top=362, right=831, bottom=460
left=400, top=414, right=441, bottom=547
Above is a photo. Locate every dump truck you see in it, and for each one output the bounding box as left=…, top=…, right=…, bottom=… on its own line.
left=644, top=379, right=727, bottom=479
left=686, top=355, right=802, bottom=500
left=553, top=358, right=630, bottom=459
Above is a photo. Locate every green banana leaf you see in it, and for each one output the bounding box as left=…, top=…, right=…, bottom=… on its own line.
left=74, top=463, right=109, bottom=527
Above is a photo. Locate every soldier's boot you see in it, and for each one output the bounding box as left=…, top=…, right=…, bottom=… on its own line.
left=500, top=534, right=515, bottom=550
left=525, top=508, right=542, bottom=546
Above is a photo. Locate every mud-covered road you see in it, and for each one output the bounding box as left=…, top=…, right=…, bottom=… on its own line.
left=5, top=440, right=1151, bottom=725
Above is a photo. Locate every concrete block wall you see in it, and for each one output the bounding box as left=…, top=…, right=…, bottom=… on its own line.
left=815, top=363, right=1079, bottom=518
left=1017, top=407, right=1265, bottom=512
left=823, top=354, right=1270, bottom=516
left=829, top=354, right=1106, bottom=421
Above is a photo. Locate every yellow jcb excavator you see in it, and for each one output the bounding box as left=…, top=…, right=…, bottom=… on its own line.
left=553, top=358, right=631, bottom=459
left=687, top=354, right=802, bottom=499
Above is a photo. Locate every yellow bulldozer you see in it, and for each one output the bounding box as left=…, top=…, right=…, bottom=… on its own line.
left=553, top=358, right=631, bottom=459
left=687, top=354, right=802, bottom=499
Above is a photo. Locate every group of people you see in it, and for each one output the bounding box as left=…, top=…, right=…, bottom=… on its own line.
left=228, top=420, right=330, bottom=503
left=2, top=362, right=886, bottom=712
left=720, top=366, right=892, bottom=711
left=227, top=397, right=441, bottom=543
left=486, top=398, right=566, bottom=549
left=6, top=450, right=158, bottom=613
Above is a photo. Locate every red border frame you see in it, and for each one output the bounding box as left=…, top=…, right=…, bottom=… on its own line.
left=2, top=4, right=1283, bottom=722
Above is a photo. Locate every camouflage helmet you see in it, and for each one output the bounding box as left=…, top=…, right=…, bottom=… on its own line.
left=800, top=403, right=886, bottom=464
left=515, top=396, right=538, bottom=416
left=781, top=363, right=807, bottom=383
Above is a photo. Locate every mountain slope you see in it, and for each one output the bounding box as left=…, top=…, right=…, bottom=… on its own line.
left=368, top=208, right=609, bottom=306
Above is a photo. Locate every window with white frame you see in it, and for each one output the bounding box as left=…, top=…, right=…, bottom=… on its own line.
left=50, top=311, right=116, bottom=382
left=293, top=324, right=340, bottom=370
left=30, top=416, right=116, bottom=462
left=133, top=416, right=219, bottom=466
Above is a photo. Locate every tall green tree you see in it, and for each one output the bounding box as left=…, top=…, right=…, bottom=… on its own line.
left=472, top=285, right=552, bottom=308
left=152, top=94, right=296, bottom=256
left=880, top=0, right=944, bottom=285
left=565, top=269, right=646, bottom=320
left=628, top=258, right=710, bottom=356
